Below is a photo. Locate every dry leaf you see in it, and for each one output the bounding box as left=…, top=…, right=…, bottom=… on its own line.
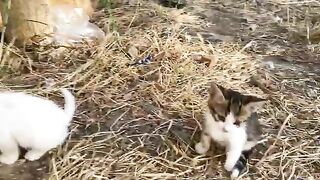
left=128, top=46, right=139, bottom=59
left=192, top=54, right=216, bottom=68
left=132, top=38, right=151, bottom=52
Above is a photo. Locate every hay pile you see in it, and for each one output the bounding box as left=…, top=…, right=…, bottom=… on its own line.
left=0, top=1, right=319, bottom=179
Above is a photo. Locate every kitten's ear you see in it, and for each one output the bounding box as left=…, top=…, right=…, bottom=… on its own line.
left=208, top=82, right=225, bottom=104
left=243, top=96, right=266, bottom=113
left=208, top=82, right=226, bottom=115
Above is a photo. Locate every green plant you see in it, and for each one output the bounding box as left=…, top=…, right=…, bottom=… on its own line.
left=99, top=0, right=118, bottom=32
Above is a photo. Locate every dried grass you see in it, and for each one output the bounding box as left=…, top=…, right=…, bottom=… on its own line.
left=0, top=0, right=319, bottom=180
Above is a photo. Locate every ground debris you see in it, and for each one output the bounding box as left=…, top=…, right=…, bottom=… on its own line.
left=0, top=0, right=319, bottom=179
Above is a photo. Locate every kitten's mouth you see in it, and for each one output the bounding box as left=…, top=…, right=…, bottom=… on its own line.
left=229, top=115, right=241, bottom=126
left=234, top=120, right=241, bottom=126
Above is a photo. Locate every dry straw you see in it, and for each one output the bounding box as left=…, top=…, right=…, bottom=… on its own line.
left=0, top=1, right=319, bottom=179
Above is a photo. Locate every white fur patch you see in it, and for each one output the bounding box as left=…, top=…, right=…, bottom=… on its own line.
left=200, top=109, right=251, bottom=173
left=231, top=169, right=240, bottom=179
left=0, top=89, right=75, bottom=164
left=224, top=112, right=237, bottom=132
left=203, top=109, right=228, bottom=146
left=195, top=142, right=209, bottom=154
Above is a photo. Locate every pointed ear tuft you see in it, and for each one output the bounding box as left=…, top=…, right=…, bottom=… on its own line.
left=243, top=95, right=267, bottom=113
left=209, top=82, right=225, bottom=104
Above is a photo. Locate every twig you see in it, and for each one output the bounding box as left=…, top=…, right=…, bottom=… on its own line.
left=256, top=113, right=293, bottom=166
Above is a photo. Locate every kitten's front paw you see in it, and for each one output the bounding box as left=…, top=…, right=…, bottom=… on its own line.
left=195, top=143, right=209, bottom=154
left=231, top=169, right=240, bottom=179
left=0, top=154, right=18, bottom=165
left=24, top=150, right=45, bottom=161
left=224, top=161, right=235, bottom=172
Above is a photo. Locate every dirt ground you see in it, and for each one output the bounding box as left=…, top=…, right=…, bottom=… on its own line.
left=0, top=0, right=320, bottom=179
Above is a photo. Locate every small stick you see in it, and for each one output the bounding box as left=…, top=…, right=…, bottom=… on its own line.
left=249, top=75, right=286, bottom=111
left=287, top=161, right=296, bottom=180
left=249, top=75, right=273, bottom=94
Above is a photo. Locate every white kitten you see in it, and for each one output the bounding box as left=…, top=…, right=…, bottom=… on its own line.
left=0, top=88, right=75, bottom=165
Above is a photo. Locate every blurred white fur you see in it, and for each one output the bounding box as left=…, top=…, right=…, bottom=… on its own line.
left=0, top=89, right=75, bottom=164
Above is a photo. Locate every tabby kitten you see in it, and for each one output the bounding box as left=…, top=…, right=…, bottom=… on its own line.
left=195, top=82, right=266, bottom=178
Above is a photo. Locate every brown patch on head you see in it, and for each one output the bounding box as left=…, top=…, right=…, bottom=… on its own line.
left=207, top=82, right=266, bottom=124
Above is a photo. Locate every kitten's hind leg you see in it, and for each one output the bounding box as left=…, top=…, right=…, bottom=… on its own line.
left=25, top=149, right=48, bottom=161
left=195, top=132, right=211, bottom=154
left=0, top=134, right=20, bottom=165
left=231, top=149, right=252, bottom=178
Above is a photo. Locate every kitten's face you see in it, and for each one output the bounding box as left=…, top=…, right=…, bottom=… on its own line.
left=208, top=82, right=266, bottom=125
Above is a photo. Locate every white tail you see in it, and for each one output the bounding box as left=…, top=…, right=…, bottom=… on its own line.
left=60, top=88, right=76, bottom=122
